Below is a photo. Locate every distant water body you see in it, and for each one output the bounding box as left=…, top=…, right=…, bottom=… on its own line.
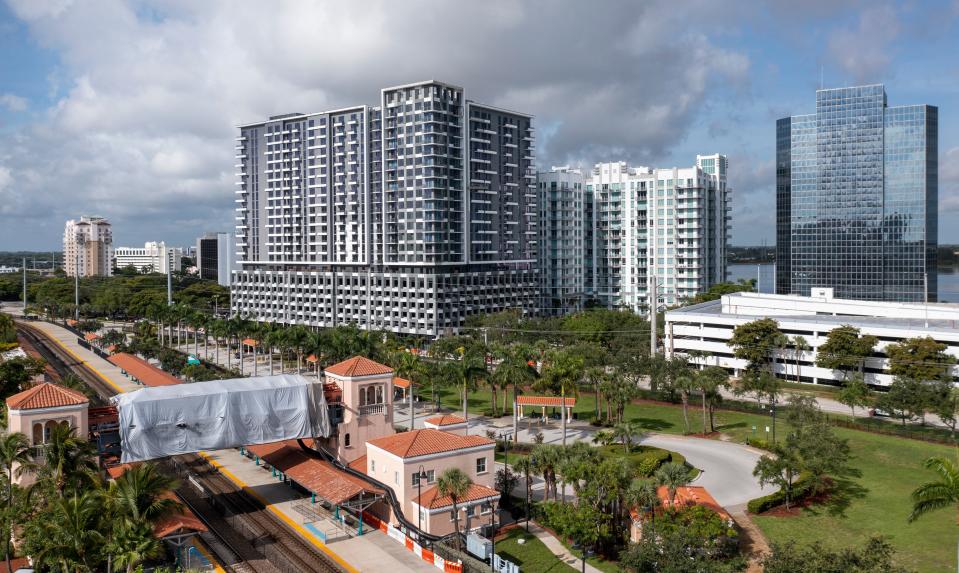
left=727, top=263, right=959, bottom=303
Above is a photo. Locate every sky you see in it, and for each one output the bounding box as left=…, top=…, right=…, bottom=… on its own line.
left=0, top=0, right=958, bottom=250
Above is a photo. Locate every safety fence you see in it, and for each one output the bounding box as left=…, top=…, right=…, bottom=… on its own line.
left=361, top=511, right=464, bottom=573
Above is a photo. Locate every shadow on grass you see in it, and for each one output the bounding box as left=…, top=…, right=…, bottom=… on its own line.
left=715, top=421, right=747, bottom=431
left=800, top=469, right=869, bottom=519
left=633, top=417, right=674, bottom=431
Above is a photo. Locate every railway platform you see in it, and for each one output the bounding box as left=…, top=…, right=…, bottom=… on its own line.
left=201, top=447, right=437, bottom=573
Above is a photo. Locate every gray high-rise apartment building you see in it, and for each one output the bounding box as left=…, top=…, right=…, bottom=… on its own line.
left=232, top=81, right=538, bottom=336
left=538, top=166, right=586, bottom=315
left=776, top=85, right=938, bottom=302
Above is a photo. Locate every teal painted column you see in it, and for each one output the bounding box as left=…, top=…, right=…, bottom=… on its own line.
left=335, top=505, right=340, bottom=519
left=255, top=456, right=260, bottom=466
left=311, top=492, right=316, bottom=504
left=358, top=513, right=363, bottom=535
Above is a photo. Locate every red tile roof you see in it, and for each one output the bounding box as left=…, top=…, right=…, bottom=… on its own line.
left=325, top=356, right=393, bottom=377
left=106, top=463, right=137, bottom=479
left=84, top=332, right=101, bottom=341
left=153, top=491, right=207, bottom=538
left=424, top=414, right=467, bottom=426
left=367, top=429, right=493, bottom=459
left=348, top=455, right=367, bottom=473
left=247, top=441, right=382, bottom=504
left=516, top=395, right=576, bottom=407
left=414, top=483, right=500, bottom=510
left=393, top=377, right=412, bottom=389
left=6, top=382, right=88, bottom=410
left=630, top=486, right=730, bottom=521
left=242, top=338, right=259, bottom=347
left=108, top=353, right=181, bottom=387
left=2, top=556, right=30, bottom=573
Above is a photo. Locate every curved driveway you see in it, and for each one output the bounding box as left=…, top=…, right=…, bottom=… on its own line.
left=640, top=433, right=768, bottom=508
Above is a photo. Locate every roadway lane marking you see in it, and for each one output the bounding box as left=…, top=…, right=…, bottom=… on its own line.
left=197, top=451, right=360, bottom=573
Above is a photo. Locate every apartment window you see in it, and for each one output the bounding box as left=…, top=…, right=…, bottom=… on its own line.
left=476, top=457, right=487, bottom=474
left=412, top=469, right=435, bottom=485
left=395, top=471, right=399, bottom=485
left=345, top=433, right=351, bottom=448
left=370, top=459, right=375, bottom=473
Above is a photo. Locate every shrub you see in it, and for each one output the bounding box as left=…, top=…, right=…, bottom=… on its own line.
left=636, top=457, right=660, bottom=477
left=746, top=473, right=813, bottom=514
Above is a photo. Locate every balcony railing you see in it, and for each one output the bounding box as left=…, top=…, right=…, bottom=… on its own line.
left=359, top=403, right=385, bottom=416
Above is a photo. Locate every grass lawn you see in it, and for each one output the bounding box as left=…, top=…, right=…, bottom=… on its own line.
left=752, top=429, right=958, bottom=573
left=494, top=527, right=578, bottom=573
left=431, top=386, right=958, bottom=572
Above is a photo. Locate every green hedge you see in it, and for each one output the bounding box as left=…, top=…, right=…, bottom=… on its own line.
left=746, top=473, right=812, bottom=514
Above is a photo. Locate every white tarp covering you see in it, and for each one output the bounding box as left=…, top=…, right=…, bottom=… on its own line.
left=112, top=374, right=330, bottom=462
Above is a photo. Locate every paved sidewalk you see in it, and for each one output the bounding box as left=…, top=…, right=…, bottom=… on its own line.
left=525, top=521, right=603, bottom=573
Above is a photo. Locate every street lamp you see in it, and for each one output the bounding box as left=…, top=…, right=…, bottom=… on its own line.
left=571, top=542, right=593, bottom=573
left=416, top=464, right=426, bottom=534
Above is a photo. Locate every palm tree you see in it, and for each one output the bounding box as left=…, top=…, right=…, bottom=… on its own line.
left=108, top=521, right=163, bottom=573
left=437, top=468, right=472, bottom=549
left=444, top=348, right=487, bottom=433
left=583, top=366, right=606, bottom=421
left=0, top=433, right=35, bottom=571
left=612, top=420, right=643, bottom=454
left=539, top=349, right=584, bottom=446
left=531, top=444, right=560, bottom=501
left=33, top=490, right=105, bottom=572
left=626, top=480, right=660, bottom=535
left=491, top=344, right=537, bottom=420
left=697, top=366, right=729, bottom=434
left=513, top=457, right=534, bottom=530
left=34, top=424, right=98, bottom=498
left=792, top=335, right=810, bottom=383
left=654, top=462, right=691, bottom=509
left=106, top=463, right=180, bottom=524
left=908, top=455, right=959, bottom=571
left=287, top=325, right=311, bottom=375
left=396, top=351, right=425, bottom=431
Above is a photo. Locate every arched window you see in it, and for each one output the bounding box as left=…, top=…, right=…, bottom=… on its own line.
left=344, top=433, right=351, bottom=448
left=375, top=385, right=384, bottom=404
left=32, top=423, right=43, bottom=445
left=44, top=420, right=57, bottom=443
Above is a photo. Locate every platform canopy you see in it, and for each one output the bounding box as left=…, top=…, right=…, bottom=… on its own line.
left=112, top=374, right=330, bottom=462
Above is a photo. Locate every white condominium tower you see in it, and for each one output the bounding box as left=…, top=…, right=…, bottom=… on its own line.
left=63, top=216, right=113, bottom=277
left=538, top=155, right=730, bottom=315
left=114, top=242, right=182, bottom=274
left=232, top=80, right=538, bottom=336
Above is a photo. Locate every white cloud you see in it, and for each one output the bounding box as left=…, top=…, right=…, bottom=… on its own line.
left=827, top=4, right=901, bottom=83
left=0, top=94, right=28, bottom=112
left=0, top=0, right=752, bottom=248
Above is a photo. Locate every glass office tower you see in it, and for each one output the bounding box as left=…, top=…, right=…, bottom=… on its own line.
left=776, top=85, right=938, bottom=302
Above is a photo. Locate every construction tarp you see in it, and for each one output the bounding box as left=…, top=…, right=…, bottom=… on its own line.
left=112, top=374, right=330, bottom=462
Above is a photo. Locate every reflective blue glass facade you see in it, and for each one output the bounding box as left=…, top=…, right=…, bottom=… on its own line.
left=776, top=85, right=938, bottom=302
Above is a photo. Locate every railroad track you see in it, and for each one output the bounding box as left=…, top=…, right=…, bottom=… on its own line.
left=171, top=454, right=343, bottom=573
left=15, top=320, right=118, bottom=400
left=15, top=319, right=344, bottom=573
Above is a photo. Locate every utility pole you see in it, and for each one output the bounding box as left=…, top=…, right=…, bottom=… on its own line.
left=22, top=257, right=27, bottom=311
left=74, top=252, right=80, bottom=321
left=167, top=263, right=173, bottom=306
left=649, top=276, right=658, bottom=356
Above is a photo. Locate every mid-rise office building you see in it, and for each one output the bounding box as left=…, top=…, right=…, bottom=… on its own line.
left=776, top=84, right=938, bottom=302
left=63, top=216, right=113, bottom=277
left=232, top=80, right=538, bottom=336
left=114, top=242, right=182, bottom=274
left=538, top=166, right=586, bottom=315
left=537, top=156, right=730, bottom=315
left=196, top=232, right=235, bottom=287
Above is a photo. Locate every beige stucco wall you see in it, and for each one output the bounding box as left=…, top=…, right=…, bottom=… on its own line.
left=7, top=403, right=88, bottom=486
left=326, top=371, right=395, bottom=463
left=366, top=437, right=495, bottom=535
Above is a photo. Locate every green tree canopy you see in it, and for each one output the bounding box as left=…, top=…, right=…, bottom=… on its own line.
left=729, top=318, right=783, bottom=373
left=815, top=325, right=877, bottom=380
left=886, top=336, right=957, bottom=383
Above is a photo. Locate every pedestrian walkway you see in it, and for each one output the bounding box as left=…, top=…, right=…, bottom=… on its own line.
left=201, top=447, right=436, bottom=573
left=525, top=521, right=603, bottom=573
